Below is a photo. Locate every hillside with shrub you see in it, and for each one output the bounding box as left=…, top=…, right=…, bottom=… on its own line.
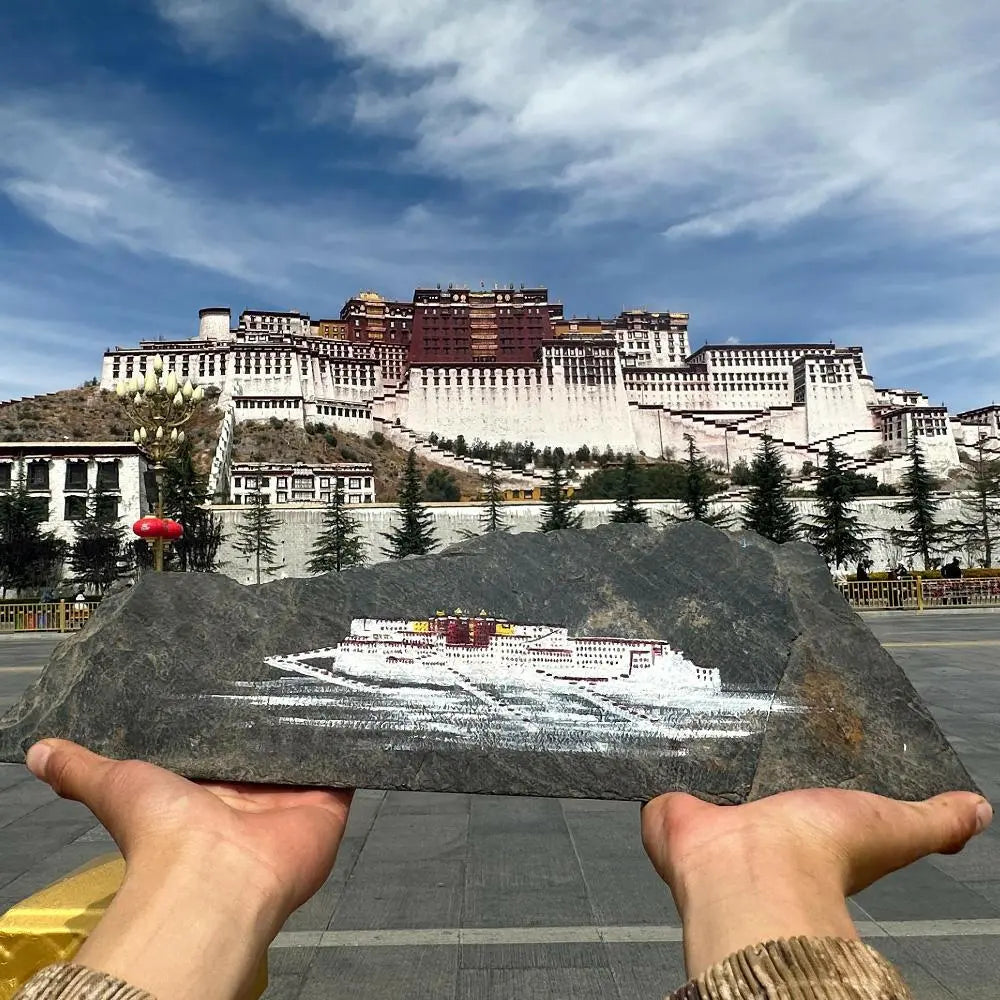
left=230, top=419, right=485, bottom=502
left=0, top=385, right=223, bottom=472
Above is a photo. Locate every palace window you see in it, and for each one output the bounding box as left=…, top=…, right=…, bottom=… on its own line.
left=65, top=462, right=88, bottom=491
left=97, top=496, right=119, bottom=520
left=27, top=461, right=49, bottom=491
left=97, top=462, right=119, bottom=491
left=0, top=463, right=11, bottom=490
left=64, top=495, right=87, bottom=520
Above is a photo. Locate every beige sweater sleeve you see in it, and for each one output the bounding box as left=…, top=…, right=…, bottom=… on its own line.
left=669, top=937, right=912, bottom=999
left=13, top=964, right=155, bottom=1000
left=14, top=938, right=911, bottom=1000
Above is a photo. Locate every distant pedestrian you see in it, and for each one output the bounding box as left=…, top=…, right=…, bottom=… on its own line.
left=887, top=564, right=902, bottom=608
left=942, top=557, right=967, bottom=605
left=856, top=559, right=870, bottom=581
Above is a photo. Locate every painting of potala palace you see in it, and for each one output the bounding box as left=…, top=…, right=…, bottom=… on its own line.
left=208, top=612, right=794, bottom=756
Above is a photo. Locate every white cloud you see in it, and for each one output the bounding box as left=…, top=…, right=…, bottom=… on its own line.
left=155, top=0, right=1000, bottom=243
left=0, top=309, right=104, bottom=400
left=0, top=98, right=497, bottom=291
left=151, top=0, right=254, bottom=53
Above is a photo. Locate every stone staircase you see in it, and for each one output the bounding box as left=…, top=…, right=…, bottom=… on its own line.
left=207, top=401, right=237, bottom=499
left=0, top=390, right=81, bottom=410
left=372, top=417, right=550, bottom=489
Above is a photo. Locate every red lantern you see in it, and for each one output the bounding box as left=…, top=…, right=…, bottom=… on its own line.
left=133, top=516, right=166, bottom=538
left=163, top=519, right=184, bottom=540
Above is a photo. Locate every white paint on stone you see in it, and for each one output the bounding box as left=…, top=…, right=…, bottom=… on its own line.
left=209, top=616, right=795, bottom=754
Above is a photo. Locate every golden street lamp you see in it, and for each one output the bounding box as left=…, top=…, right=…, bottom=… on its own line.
left=114, top=355, right=205, bottom=571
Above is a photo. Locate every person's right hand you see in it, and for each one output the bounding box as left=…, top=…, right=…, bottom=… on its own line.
left=641, top=787, right=992, bottom=977
left=25, top=739, right=353, bottom=1000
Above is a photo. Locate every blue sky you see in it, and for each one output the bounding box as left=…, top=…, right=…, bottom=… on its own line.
left=1, top=1, right=998, bottom=408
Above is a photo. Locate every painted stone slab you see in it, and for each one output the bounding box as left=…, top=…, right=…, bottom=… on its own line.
left=0, top=522, right=979, bottom=802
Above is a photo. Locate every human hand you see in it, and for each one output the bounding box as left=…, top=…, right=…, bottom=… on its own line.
left=641, top=787, right=992, bottom=978
left=26, top=739, right=353, bottom=1000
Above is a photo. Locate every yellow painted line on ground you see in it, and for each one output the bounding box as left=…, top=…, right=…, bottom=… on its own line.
left=0, top=665, right=44, bottom=673
left=883, top=640, right=1000, bottom=648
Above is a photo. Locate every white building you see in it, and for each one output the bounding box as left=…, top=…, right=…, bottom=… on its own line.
left=0, top=441, right=151, bottom=544
left=230, top=462, right=375, bottom=505
left=99, top=302, right=994, bottom=485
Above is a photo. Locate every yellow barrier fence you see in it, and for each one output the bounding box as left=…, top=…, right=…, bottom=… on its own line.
left=840, top=577, right=1000, bottom=610
left=0, top=602, right=100, bottom=634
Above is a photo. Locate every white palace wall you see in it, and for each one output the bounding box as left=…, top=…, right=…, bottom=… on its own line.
left=396, top=366, right=636, bottom=452
left=98, top=315, right=972, bottom=485
left=212, top=496, right=971, bottom=585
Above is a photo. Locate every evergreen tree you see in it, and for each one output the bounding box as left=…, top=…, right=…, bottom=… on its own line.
left=307, top=490, right=367, bottom=573
left=742, top=437, right=799, bottom=543
left=479, top=462, right=508, bottom=533
left=539, top=458, right=583, bottom=532
left=806, top=444, right=870, bottom=568
left=676, top=435, right=731, bottom=526
left=946, top=437, right=1000, bottom=567
left=183, top=508, right=226, bottom=572
left=898, top=439, right=944, bottom=570
left=424, top=468, right=461, bottom=502
left=382, top=449, right=438, bottom=559
left=161, top=441, right=225, bottom=572
left=0, top=477, right=67, bottom=596
left=69, top=486, right=131, bottom=595
left=235, top=478, right=281, bottom=584
left=609, top=454, right=649, bottom=523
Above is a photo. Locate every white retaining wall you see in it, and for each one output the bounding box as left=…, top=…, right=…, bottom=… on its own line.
left=397, top=372, right=636, bottom=454
left=211, top=495, right=972, bottom=585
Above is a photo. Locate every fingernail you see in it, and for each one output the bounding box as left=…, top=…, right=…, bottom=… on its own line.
left=976, top=800, right=994, bottom=834
left=25, top=742, right=52, bottom=779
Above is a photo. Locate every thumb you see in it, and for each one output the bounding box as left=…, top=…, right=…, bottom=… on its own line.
left=640, top=791, right=718, bottom=875
left=26, top=738, right=118, bottom=819
left=846, top=792, right=992, bottom=893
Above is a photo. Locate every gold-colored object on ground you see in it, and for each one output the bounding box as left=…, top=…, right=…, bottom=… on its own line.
left=0, top=854, right=267, bottom=1000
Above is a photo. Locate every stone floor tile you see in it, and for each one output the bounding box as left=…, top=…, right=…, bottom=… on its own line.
left=458, top=966, right=618, bottom=1000
left=299, top=945, right=458, bottom=1000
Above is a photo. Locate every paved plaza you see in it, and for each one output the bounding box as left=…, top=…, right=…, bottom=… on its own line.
left=2, top=611, right=999, bottom=999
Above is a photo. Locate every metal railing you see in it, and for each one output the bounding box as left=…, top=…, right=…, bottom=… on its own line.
left=0, top=601, right=100, bottom=633
left=839, top=578, right=1000, bottom=611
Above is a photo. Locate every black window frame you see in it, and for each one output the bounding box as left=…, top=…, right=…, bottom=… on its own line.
left=64, top=495, right=87, bottom=520
left=26, top=460, right=49, bottom=491
left=96, top=461, right=120, bottom=491
left=65, top=461, right=89, bottom=491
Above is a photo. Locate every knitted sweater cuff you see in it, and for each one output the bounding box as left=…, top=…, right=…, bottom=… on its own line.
left=13, top=963, right=157, bottom=1000
left=668, top=936, right=912, bottom=999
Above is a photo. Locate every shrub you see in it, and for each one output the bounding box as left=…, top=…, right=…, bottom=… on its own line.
left=324, top=433, right=338, bottom=448
left=730, top=458, right=753, bottom=486
left=341, top=446, right=357, bottom=462
left=371, top=431, right=386, bottom=446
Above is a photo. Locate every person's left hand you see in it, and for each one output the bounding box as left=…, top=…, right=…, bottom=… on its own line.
left=27, top=739, right=352, bottom=919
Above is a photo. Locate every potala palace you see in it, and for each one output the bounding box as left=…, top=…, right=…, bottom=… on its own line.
left=99, top=285, right=1000, bottom=487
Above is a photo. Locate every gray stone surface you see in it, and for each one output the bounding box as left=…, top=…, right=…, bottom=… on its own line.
left=4, top=611, right=998, bottom=1000
left=0, top=523, right=979, bottom=801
